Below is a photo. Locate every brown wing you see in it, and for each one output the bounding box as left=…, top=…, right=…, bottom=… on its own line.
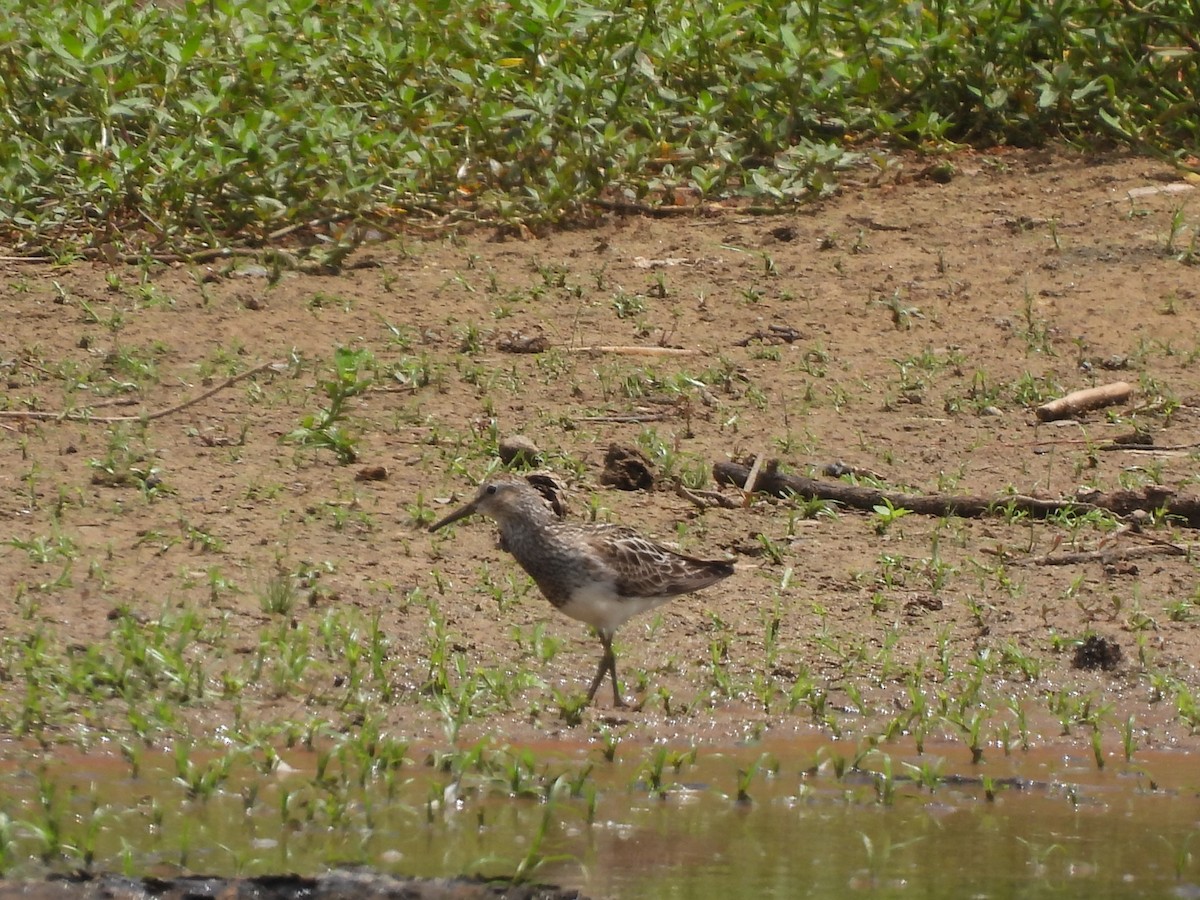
left=580, top=525, right=734, bottom=599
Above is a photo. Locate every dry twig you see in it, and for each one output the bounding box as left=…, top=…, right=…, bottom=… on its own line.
left=1022, top=543, right=1189, bottom=566
left=569, top=345, right=700, bottom=357
left=673, top=481, right=740, bottom=510
left=0, top=361, right=281, bottom=424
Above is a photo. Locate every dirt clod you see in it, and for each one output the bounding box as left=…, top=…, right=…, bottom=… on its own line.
left=1071, top=635, right=1123, bottom=672
left=599, top=444, right=655, bottom=491
left=496, top=329, right=549, bottom=353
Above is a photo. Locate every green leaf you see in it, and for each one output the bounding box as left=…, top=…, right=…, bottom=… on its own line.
left=58, top=31, right=85, bottom=60
left=779, top=24, right=803, bottom=57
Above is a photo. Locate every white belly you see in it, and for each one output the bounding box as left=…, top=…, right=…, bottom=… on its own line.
left=556, top=580, right=670, bottom=634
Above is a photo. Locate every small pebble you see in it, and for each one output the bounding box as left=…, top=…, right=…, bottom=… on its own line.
left=498, top=434, right=541, bottom=465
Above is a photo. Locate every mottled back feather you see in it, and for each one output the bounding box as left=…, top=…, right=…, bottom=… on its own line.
left=579, top=525, right=734, bottom=599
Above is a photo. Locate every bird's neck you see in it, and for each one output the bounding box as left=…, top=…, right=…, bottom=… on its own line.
left=497, top=509, right=571, bottom=565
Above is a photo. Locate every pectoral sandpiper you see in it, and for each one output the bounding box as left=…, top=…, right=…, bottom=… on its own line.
left=429, top=478, right=735, bottom=707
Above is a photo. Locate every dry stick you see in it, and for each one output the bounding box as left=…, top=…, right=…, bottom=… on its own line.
left=674, top=480, right=740, bottom=510
left=1022, top=543, right=1189, bottom=566
left=107, top=247, right=268, bottom=265
left=72, top=397, right=142, bottom=410
left=1035, top=381, right=1132, bottom=422
left=741, top=453, right=764, bottom=509
left=569, top=346, right=701, bottom=357
left=1032, top=436, right=1200, bottom=452
left=589, top=197, right=786, bottom=218
left=0, top=361, right=281, bottom=424
left=584, top=413, right=675, bottom=423
left=712, top=459, right=1200, bottom=529
left=589, top=198, right=708, bottom=217
left=1100, top=443, right=1200, bottom=453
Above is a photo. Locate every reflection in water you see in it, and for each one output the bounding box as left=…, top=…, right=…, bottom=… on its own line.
left=0, top=737, right=1196, bottom=898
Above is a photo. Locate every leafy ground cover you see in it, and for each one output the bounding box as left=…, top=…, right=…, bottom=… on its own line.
left=1, top=0, right=1197, bottom=254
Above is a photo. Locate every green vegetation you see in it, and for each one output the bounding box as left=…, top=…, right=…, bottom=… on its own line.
left=2, top=0, right=1197, bottom=254
left=284, top=347, right=374, bottom=464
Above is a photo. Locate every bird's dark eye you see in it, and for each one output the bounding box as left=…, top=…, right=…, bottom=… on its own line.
left=485, top=484, right=497, bottom=495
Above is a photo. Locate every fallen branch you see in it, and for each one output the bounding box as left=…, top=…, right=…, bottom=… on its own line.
left=713, top=458, right=1200, bottom=528
left=584, top=412, right=676, bottom=423
left=1036, top=381, right=1132, bottom=421
left=0, top=361, right=281, bottom=424
left=589, top=198, right=712, bottom=218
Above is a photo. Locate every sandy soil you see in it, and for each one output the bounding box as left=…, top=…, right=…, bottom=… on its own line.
left=2, top=147, right=1199, bottom=754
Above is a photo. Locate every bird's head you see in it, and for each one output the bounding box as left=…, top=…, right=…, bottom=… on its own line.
left=428, top=479, right=544, bottom=532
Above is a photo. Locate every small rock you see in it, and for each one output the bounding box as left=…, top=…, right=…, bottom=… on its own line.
left=232, top=264, right=269, bottom=278
left=498, top=435, right=541, bottom=466
left=980, top=405, right=1003, bottom=417
left=1104, top=561, right=1139, bottom=577
left=355, top=466, right=388, bottom=482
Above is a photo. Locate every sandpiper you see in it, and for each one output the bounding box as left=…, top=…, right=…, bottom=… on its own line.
left=429, top=478, right=735, bottom=707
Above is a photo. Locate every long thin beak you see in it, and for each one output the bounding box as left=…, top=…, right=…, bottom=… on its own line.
left=429, top=500, right=478, bottom=532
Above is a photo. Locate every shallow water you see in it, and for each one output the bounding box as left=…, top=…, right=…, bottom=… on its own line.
left=0, top=737, right=1197, bottom=898
left=552, top=739, right=1200, bottom=898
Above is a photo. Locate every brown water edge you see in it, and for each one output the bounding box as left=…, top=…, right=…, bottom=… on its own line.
left=0, top=871, right=580, bottom=900
left=0, top=733, right=1197, bottom=898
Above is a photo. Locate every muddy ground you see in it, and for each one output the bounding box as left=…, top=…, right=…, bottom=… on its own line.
left=2, top=147, right=1199, bottom=754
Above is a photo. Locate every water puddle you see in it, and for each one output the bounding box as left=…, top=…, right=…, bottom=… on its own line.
left=0, top=736, right=1197, bottom=897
